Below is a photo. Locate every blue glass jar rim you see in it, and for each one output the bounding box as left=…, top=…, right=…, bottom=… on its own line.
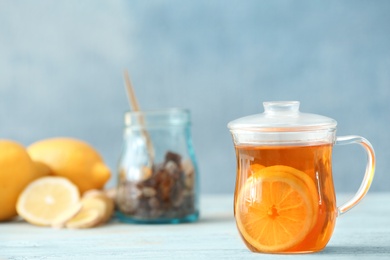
left=124, top=108, right=191, bottom=127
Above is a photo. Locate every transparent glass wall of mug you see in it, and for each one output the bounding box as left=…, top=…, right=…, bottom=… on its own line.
left=228, top=101, right=375, bottom=254
left=234, top=141, right=336, bottom=253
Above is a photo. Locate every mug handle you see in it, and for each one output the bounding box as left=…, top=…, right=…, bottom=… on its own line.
left=336, top=135, right=376, bottom=216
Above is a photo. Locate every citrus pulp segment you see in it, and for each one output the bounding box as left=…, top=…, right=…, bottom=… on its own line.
left=65, top=209, right=101, bottom=229
left=16, top=176, right=80, bottom=226
left=235, top=167, right=317, bottom=252
left=256, top=165, right=319, bottom=228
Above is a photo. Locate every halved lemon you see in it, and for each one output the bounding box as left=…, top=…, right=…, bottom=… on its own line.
left=16, top=176, right=80, bottom=226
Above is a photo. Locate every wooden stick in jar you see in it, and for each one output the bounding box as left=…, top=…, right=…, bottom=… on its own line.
left=123, top=70, right=155, bottom=166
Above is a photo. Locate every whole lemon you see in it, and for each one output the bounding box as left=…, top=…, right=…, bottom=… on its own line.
left=27, top=138, right=111, bottom=194
left=32, top=161, right=53, bottom=177
left=0, top=140, right=37, bottom=221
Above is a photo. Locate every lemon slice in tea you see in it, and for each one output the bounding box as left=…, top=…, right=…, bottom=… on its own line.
left=235, top=166, right=317, bottom=252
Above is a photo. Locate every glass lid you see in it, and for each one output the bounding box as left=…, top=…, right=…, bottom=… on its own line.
left=227, top=101, right=337, bottom=132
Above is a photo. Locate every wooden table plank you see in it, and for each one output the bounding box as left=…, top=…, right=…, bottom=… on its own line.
left=1, top=193, right=389, bottom=259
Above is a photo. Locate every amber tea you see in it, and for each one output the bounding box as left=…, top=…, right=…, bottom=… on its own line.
left=234, top=143, right=337, bottom=253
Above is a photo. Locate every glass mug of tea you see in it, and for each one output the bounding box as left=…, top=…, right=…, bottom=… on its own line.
left=227, top=101, right=375, bottom=254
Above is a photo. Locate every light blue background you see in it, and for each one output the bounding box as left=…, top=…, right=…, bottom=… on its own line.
left=1, top=0, right=389, bottom=194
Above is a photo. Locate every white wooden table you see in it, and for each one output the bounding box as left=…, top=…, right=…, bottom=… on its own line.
left=1, top=193, right=389, bottom=259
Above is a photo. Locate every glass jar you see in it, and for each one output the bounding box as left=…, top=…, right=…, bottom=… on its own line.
left=116, top=108, right=199, bottom=223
